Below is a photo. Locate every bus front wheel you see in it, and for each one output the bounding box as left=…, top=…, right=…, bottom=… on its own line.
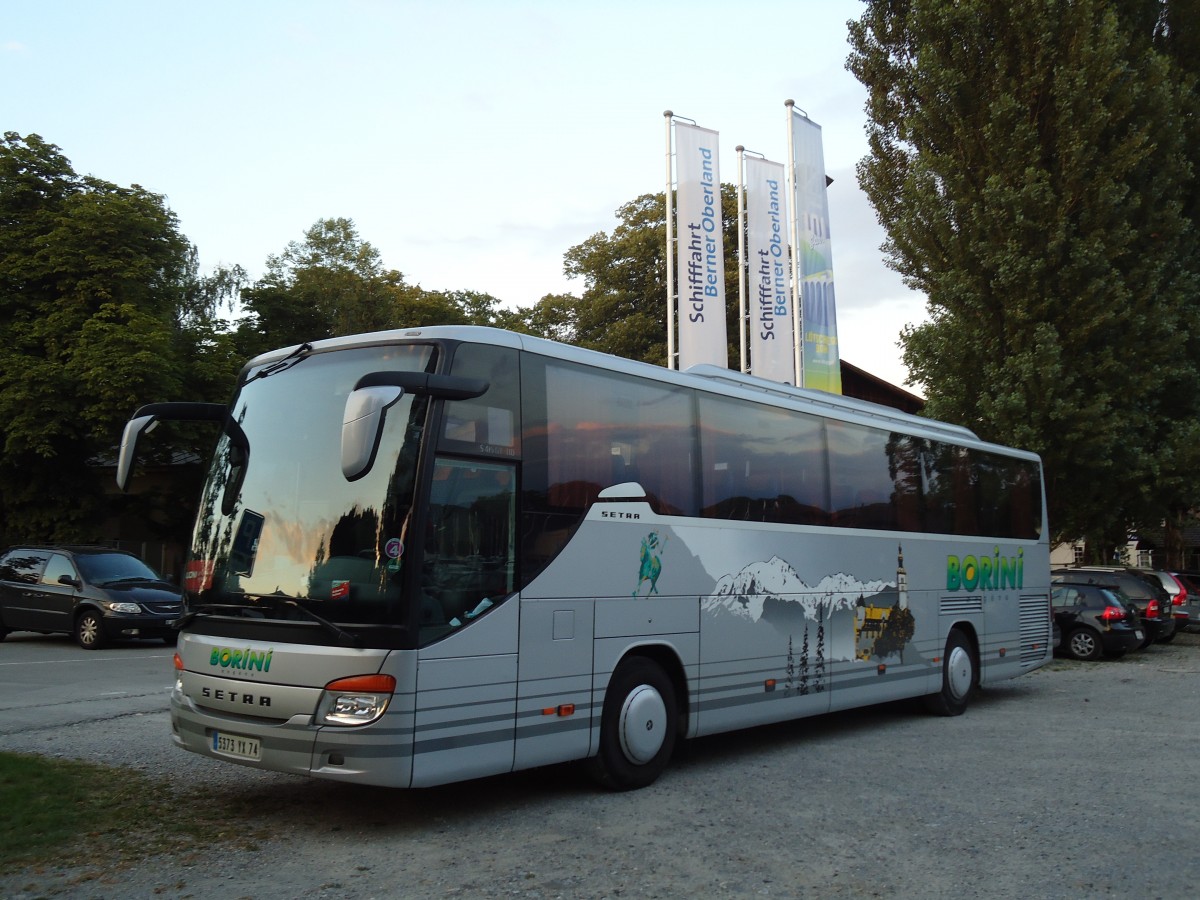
left=586, top=657, right=677, bottom=791
left=924, top=628, right=975, bottom=717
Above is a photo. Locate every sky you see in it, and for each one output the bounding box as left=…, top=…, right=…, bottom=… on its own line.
left=3, top=0, right=928, bottom=391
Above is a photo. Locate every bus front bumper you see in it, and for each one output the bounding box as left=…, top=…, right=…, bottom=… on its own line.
left=169, top=691, right=413, bottom=788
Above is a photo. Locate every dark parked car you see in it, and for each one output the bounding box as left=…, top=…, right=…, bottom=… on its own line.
left=1169, top=571, right=1200, bottom=634
left=1051, top=567, right=1175, bottom=647
left=1128, top=571, right=1195, bottom=633
left=1052, top=582, right=1144, bottom=660
left=0, top=546, right=182, bottom=649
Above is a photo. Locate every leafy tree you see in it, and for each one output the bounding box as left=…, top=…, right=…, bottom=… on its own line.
left=1152, top=0, right=1200, bottom=562
left=401, top=288, right=507, bottom=329
left=502, top=292, right=580, bottom=344
left=0, top=133, right=206, bottom=545
left=560, top=186, right=742, bottom=367
left=235, top=217, right=412, bottom=357
left=235, top=279, right=330, bottom=358
left=848, top=0, right=1200, bottom=551
left=234, top=219, right=514, bottom=359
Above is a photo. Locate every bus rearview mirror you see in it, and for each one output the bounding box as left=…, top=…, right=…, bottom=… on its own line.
left=342, top=385, right=405, bottom=481
left=116, top=414, right=157, bottom=493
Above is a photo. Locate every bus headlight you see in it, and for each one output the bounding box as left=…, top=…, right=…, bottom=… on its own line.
left=316, top=674, right=396, bottom=726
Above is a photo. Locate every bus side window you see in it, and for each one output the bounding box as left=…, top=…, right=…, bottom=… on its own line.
left=420, top=458, right=516, bottom=644
left=827, top=421, right=897, bottom=531
left=887, top=433, right=923, bottom=532
left=698, top=394, right=830, bottom=526
left=441, top=344, right=521, bottom=458
left=519, top=356, right=697, bottom=582
left=924, top=443, right=978, bottom=536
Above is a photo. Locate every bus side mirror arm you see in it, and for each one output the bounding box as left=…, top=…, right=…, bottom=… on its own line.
left=116, top=402, right=248, bottom=493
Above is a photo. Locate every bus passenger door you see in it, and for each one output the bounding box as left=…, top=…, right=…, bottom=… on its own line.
left=410, top=458, right=520, bottom=788
left=411, top=600, right=519, bottom=788
left=513, top=598, right=595, bottom=771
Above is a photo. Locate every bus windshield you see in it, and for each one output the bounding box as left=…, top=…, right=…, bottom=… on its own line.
left=184, top=344, right=436, bottom=637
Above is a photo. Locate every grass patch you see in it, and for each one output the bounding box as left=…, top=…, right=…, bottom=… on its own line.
left=0, top=751, right=266, bottom=875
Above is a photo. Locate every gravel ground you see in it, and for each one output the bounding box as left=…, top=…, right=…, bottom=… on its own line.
left=3, top=634, right=1200, bottom=899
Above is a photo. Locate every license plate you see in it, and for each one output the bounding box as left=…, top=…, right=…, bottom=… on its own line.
left=1135, top=630, right=1144, bottom=640
left=212, top=731, right=261, bottom=761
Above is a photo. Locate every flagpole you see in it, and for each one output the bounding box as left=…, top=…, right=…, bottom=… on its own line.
left=664, top=110, right=677, bottom=371
left=785, top=99, right=803, bottom=387
left=735, top=145, right=748, bottom=374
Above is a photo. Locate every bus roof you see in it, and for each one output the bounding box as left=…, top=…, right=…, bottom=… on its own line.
left=249, top=325, right=1037, bottom=462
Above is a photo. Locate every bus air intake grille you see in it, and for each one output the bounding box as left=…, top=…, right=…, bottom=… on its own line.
left=1018, top=593, right=1051, bottom=667
left=939, top=597, right=983, bottom=616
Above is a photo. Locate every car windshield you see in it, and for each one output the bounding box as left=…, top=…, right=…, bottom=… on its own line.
left=76, top=553, right=160, bottom=585
left=184, top=343, right=436, bottom=630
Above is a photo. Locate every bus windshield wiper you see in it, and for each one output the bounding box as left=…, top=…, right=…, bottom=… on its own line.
left=171, top=603, right=250, bottom=630
left=173, top=597, right=360, bottom=647
left=247, top=342, right=313, bottom=383
left=278, top=599, right=361, bottom=648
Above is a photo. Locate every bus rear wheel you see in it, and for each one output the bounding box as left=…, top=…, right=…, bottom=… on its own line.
left=586, top=656, right=677, bottom=791
left=924, top=628, right=975, bottom=717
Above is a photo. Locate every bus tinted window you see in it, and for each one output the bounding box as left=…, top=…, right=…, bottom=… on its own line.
left=441, top=344, right=520, bottom=458
left=520, top=356, right=698, bottom=579
left=420, top=458, right=516, bottom=646
left=922, top=442, right=975, bottom=535
left=976, top=451, right=1042, bottom=540
left=517, top=350, right=1041, bottom=561
left=922, top=443, right=1041, bottom=539
left=827, top=420, right=898, bottom=530
left=885, top=433, right=924, bottom=532
left=699, top=395, right=830, bottom=525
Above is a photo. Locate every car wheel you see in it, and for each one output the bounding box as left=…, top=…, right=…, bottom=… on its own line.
left=923, top=628, right=976, bottom=717
left=162, top=634, right=177, bottom=646
left=1156, top=632, right=1177, bottom=644
left=585, top=656, right=678, bottom=791
left=74, top=610, right=107, bottom=650
left=1065, top=627, right=1103, bottom=661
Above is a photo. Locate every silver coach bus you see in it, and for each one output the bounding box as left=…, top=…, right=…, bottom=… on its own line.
left=118, top=326, right=1052, bottom=790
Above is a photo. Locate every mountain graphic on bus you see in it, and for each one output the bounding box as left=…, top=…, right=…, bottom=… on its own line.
left=701, top=555, right=915, bottom=663
left=702, top=555, right=890, bottom=623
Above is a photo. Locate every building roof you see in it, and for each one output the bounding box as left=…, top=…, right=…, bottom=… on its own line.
left=840, top=360, right=925, bottom=415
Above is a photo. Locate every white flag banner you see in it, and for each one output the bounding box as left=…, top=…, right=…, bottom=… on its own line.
left=745, top=156, right=794, bottom=383
left=675, top=122, right=728, bottom=369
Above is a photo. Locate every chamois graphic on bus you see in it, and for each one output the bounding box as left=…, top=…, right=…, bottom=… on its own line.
left=634, top=532, right=668, bottom=597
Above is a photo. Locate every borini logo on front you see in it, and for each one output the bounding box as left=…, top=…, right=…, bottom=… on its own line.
left=209, top=645, right=273, bottom=672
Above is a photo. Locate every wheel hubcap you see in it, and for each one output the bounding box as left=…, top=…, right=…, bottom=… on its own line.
left=1071, top=633, right=1095, bottom=657
left=946, top=645, right=973, bottom=700
left=618, top=684, right=668, bottom=765
left=80, top=618, right=98, bottom=645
